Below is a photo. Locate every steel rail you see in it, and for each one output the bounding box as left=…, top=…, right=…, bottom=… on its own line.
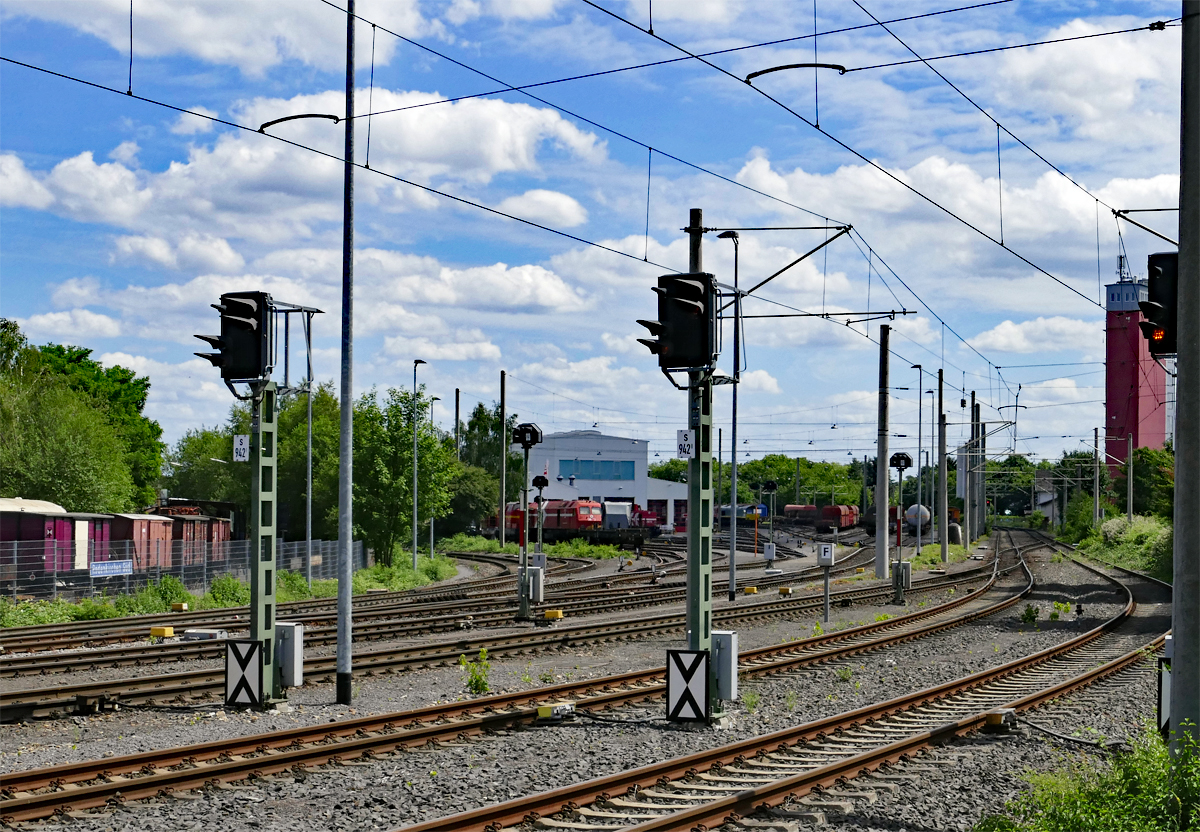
left=0, top=543, right=1023, bottom=820
left=391, top=532, right=1153, bottom=832
left=1, top=563, right=990, bottom=721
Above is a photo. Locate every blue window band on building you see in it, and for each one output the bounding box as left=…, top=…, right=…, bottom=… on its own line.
left=559, top=459, right=635, bottom=481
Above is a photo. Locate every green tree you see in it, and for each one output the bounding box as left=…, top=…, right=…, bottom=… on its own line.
left=354, top=386, right=455, bottom=565
left=1115, top=445, right=1175, bottom=519
left=161, top=426, right=245, bottom=505
left=648, top=457, right=687, bottom=482
left=0, top=374, right=135, bottom=511
left=276, top=382, right=341, bottom=541
left=460, top=401, right=522, bottom=501
left=441, top=462, right=499, bottom=536
left=36, top=344, right=165, bottom=507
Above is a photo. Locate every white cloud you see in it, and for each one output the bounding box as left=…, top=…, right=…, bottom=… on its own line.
left=497, top=189, right=588, bottom=227
left=967, top=316, right=1102, bottom=354
left=170, top=107, right=219, bottom=135
left=112, top=235, right=178, bottom=269
left=19, top=309, right=121, bottom=339
left=1, top=0, right=418, bottom=76
left=739, top=369, right=781, bottom=394
left=50, top=277, right=103, bottom=309
left=98, top=352, right=233, bottom=432
left=111, top=233, right=244, bottom=273
left=108, top=141, right=140, bottom=165
left=600, top=332, right=644, bottom=355
left=0, top=154, right=54, bottom=209
left=382, top=331, right=501, bottom=361
left=44, top=152, right=151, bottom=225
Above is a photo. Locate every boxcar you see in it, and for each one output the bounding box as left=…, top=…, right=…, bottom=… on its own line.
left=110, top=513, right=176, bottom=571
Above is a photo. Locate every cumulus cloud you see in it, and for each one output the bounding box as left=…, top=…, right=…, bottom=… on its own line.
left=0, top=0, right=417, bottom=76
left=19, top=309, right=121, bottom=339
left=967, top=316, right=1102, bottom=354
left=170, top=107, right=219, bottom=135
left=600, top=332, right=644, bottom=355
left=111, top=233, right=245, bottom=273
left=0, top=154, right=54, bottom=209
left=50, top=277, right=103, bottom=309
left=108, top=141, right=140, bottom=165
left=382, top=331, right=501, bottom=361
left=739, top=369, right=781, bottom=394
left=98, top=352, right=233, bottom=433
left=497, top=189, right=588, bottom=227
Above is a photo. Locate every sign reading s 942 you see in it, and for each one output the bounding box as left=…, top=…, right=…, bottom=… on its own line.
left=677, top=429, right=696, bottom=459
left=233, top=435, right=250, bottom=462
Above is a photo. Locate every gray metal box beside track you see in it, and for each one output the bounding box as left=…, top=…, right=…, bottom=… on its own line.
left=276, top=622, right=304, bottom=688
left=712, top=630, right=738, bottom=701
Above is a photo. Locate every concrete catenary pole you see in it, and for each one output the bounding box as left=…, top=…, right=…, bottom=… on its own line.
left=455, top=388, right=461, bottom=461
left=306, top=313, right=314, bottom=588
left=499, top=370, right=506, bottom=547
left=938, top=369, right=948, bottom=563
left=874, top=325, right=891, bottom=577
left=412, top=359, right=425, bottom=570
left=914, top=364, right=923, bottom=554
left=1172, top=0, right=1200, bottom=753
left=335, top=0, right=355, bottom=707
left=1093, top=427, right=1100, bottom=527
left=728, top=230, right=740, bottom=601
left=1127, top=433, right=1134, bottom=523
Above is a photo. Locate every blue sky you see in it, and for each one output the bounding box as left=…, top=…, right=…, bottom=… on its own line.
left=0, top=0, right=1182, bottom=468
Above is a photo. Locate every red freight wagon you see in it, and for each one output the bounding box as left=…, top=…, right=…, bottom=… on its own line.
left=110, top=513, right=176, bottom=571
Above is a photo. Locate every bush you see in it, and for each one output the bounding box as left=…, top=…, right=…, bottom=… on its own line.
left=275, top=570, right=313, bottom=603
left=1082, top=515, right=1173, bottom=582
left=976, top=723, right=1200, bottom=831
left=203, top=574, right=250, bottom=607
left=73, top=597, right=120, bottom=620
left=0, top=598, right=78, bottom=627
left=459, top=648, right=491, bottom=695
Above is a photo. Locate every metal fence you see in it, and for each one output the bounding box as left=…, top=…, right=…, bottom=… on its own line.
left=1, top=539, right=368, bottom=602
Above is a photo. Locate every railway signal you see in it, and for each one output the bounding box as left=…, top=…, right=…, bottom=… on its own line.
left=637, top=272, right=718, bottom=371
left=194, top=291, right=273, bottom=381
left=513, top=423, right=543, bottom=620
left=1139, top=252, right=1178, bottom=356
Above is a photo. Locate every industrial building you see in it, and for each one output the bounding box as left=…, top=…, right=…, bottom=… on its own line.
left=516, top=430, right=687, bottom=530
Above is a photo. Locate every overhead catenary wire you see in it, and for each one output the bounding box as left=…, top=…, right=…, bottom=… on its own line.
left=0, top=54, right=679, bottom=274
left=580, top=0, right=1105, bottom=311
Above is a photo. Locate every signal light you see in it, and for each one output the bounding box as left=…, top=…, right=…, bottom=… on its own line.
left=636, top=272, right=717, bottom=370
left=1138, top=252, right=1177, bottom=356
left=195, top=291, right=273, bottom=381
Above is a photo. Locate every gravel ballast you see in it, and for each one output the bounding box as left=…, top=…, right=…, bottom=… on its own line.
left=2, top=547, right=1164, bottom=832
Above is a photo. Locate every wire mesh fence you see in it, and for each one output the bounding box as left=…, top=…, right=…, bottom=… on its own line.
left=1, top=539, right=367, bottom=602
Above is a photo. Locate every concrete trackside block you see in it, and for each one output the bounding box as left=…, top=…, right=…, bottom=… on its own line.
left=150, top=626, right=174, bottom=638
left=544, top=609, right=564, bottom=620
left=743, top=586, right=758, bottom=594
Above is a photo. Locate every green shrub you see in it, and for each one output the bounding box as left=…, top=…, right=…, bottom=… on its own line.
left=458, top=648, right=491, bottom=695
left=976, top=723, right=1200, bottom=831
left=0, top=598, right=78, bottom=627
left=155, top=575, right=193, bottom=607
left=1020, top=604, right=1040, bottom=625
left=275, top=571, right=313, bottom=603
left=72, top=598, right=120, bottom=620
left=204, top=574, right=250, bottom=607
left=1081, top=515, right=1173, bottom=582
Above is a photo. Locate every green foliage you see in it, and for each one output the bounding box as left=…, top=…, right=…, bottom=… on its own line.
left=0, top=372, right=136, bottom=512
left=1053, top=601, right=1071, bottom=617
left=544, top=538, right=624, bottom=559
left=442, top=462, right=500, bottom=537
left=36, top=344, right=165, bottom=507
left=976, top=723, right=1200, bottom=831
left=874, top=613, right=893, bottom=622
left=0, top=597, right=79, bottom=627
left=460, top=402, right=522, bottom=502
left=351, top=555, right=458, bottom=593
left=1020, top=604, right=1040, bottom=625
left=458, top=648, right=491, bottom=695
left=275, top=570, right=314, bottom=603
left=354, top=387, right=455, bottom=566
left=1080, top=515, right=1173, bottom=582
left=742, top=690, right=760, bottom=712
left=726, top=453, right=861, bottom=508
left=202, top=574, right=251, bottom=607
left=1115, top=446, right=1176, bottom=520
left=437, top=532, right=519, bottom=554
left=1029, top=510, right=1048, bottom=530
left=834, top=666, right=854, bottom=682
left=648, top=458, right=687, bottom=483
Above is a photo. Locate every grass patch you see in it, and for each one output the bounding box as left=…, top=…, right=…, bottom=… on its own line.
left=975, top=724, right=1200, bottom=831
left=437, top=532, right=626, bottom=560
left=0, top=556, right=459, bottom=628
left=910, top=540, right=973, bottom=569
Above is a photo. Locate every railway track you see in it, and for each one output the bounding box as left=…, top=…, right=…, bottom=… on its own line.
left=395, top=528, right=1169, bottom=832
left=0, top=544, right=864, bottom=679
left=0, top=534, right=1027, bottom=821
left=0, top=553, right=988, bottom=721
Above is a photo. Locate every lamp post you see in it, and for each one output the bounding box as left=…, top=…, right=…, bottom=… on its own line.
left=412, top=359, right=426, bottom=569
left=429, top=396, right=440, bottom=556
left=718, top=230, right=741, bottom=601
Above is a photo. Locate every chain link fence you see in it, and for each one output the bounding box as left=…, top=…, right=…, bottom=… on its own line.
left=1, top=539, right=368, bottom=602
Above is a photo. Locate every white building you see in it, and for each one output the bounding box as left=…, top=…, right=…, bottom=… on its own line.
left=516, top=429, right=687, bottom=530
